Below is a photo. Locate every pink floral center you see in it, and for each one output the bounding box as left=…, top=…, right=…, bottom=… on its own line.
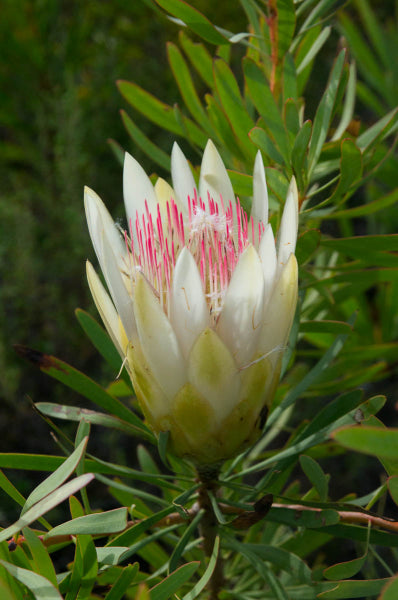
left=125, top=192, right=265, bottom=318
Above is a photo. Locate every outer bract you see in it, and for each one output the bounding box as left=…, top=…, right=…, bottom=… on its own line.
left=85, top=140, right=298, bottom=464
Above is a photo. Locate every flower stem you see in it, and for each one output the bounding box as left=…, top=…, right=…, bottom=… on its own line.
left=197, top=464, right=224, bottom=600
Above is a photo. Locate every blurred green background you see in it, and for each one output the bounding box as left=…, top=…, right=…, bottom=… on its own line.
left=1, top=0, right=397, bottom=504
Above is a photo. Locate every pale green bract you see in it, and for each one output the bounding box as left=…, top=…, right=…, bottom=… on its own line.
left=84, top=140, right=298, bottom=464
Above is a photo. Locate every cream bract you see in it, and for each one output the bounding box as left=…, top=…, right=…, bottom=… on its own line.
left=85, top=140, right=298, bottom=464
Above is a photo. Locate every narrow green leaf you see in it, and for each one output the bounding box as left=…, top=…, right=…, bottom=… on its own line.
left=300, top=320, right=352, bottom=335
left=120, top=111, right=170, bottom=171
left=22, top=437, right=88, bottom=515
left=0, top=560, right=62, bottom=600
left=239, top=542, right=312, bottom=584
left=96, top=546, right=130, bottom=567
left=0, top=474, right=94, bottom=544
left=357, top=108, right=398, bottom=151
left=380, top=576, right=398, bottom=600
left=244, top=58, right=290, bottom=163
left=328, top=139, right=362, bottom=204
left=179, top=31, right=213, bottom=87
left=35, top=403, right=153, bottom=442
left=14, top=345, right=140, bottom=427
left=291, top=120, right=312, bottom=190
left=296, top=26, right=331, bottom=75
left=308, top=50, right=345, bottom=175
left=104, top=563, right=139, bottom=600
left=107, top=506, right=176, bottom=548
left=22, top=527, right=58, bottom=587
left=213, top=58, right=255, bottom=156
left=323, top=524, right=370, bottom=580
left=150, top=562, right=200, bottom=600
left=155, top=0, right=227, bottom=45
left=249, top=127, right=285, bottom=165
left=283, top=53, right=298, bottom=101
left=118, top=80, right=183, bottom=135
left=45, top=507, right=128, bottom=539
left=0, top=470, right=26, bottom=508
left=182, top=537, right=219, bottom=600
left=317, top=577, right=389, bottom=598
left=75, top=309, right=125, bottom=375
left=333, top=427, right=398, bottom=460
left=167, top=42, right=212, bottom=134
left=276, top=0, right=296, bottom=61
left=300, top=455, right=328, bottom=501
left=325, top=188, right=398, bottom=219
left=168, top=510, right=204, bottom=574
left=331, top=62, right=356, bottom=141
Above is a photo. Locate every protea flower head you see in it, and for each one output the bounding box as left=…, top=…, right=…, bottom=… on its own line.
left=85, top=140, right=298, bottom=465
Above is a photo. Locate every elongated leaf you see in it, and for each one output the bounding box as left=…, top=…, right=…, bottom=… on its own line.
left=14, top=345, right=143, bottom=429
left=35, top=403, right=153, bottom=441
left=0, top=560, right=62, bottom=600
left=75, top=309, right=125, bottom=374
left=323, top=524, right=370, bottom=580
left=291, top=120, right=312, bottom=191
left=308, top=50, right=345, bottom=175
left=0, top=470, right=26, bottom=508
left=182, top=537, right=219, bottom=600
left=300, top=455, right=328, bottom=501
left=213, top=58, right=255, bottom=156
left=244, top=59, right=290, bottom=163
left=45, top=507, right=128, bottom=539
left=324, top=187, right=398, bottom=219
left=22, top=438, right=88, bottom=515
left=96, top=546, right=130, bottom=567
left=22, top=528, right=58, bottom=587
left=118, top=80, right=183, bottom=135
left=296, top=26, right=331, bottom=74
left=333, top=427, right=398, bottom=459
left=167, top=42, right=212, bottom=135
left=300, top=321, right=352, bottom=335
left=104, top=563, right=139, bottom=600
left=107, top=506, right=176, bottom=548
left=276, top=0, right=296, bottom=61
left=155, top=0, right=227, bottom=45
left=250, top=127, right=285, bottom=165
left=120, top=111, right=171, bottom=171
left=317, top=577, right=389, bottom=598
left=0, top=474, right=94, bottom=543
left=331, top=62, right=357, bottom=141
left=357, top=108, right=398, bottom=151
left=150, top=562, right=200, bottom=600
left=169, top=510, right=204, bottom=574
left=380, top=576, right=398, bottom=600
left=179, top=31, right=213, bottom=87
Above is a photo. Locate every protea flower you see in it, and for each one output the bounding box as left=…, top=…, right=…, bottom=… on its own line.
left=85, top=140, right=298, bottom=465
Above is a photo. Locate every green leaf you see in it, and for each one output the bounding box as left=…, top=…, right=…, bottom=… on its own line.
left=213, top=58, right=255, bottom=156
left=283, top=53, right=298, bottom=101
left=155, top=0, right=227, bottom=45
left=0, top=474, right=94, bottom=544
left=300, top=455, right=328, bottom=501
left=317, top=577, right=389, bottom=598
left=14, top=345, right=144, bottom=430
left=0, top=470, right=26, bottom=508
left=107, top=506, right=176, bottom=548
left=296, top=26, right=331, bottom=75
left=321, top=234, right=398, bottom=263
left=387, top=476, right=398, bottom=507
left=331, top=62, right=356, bottom=141
left=35, top=403, right=153, bottom=442
left=22, top=527, right=58, bottom=587
left=75, top=309, right=124, bottom=377
left=167, top=42, right=212, bottom=135
left=168, top=510, right=204, bottom=574
left=244, top=59, right=290, bottom=163
left=103, top=563, right=139, bottom=600
left=96, top=547, right=130, bottom=567
left=249, top=127, right=285, bottom=165
left=45, top=507, right=128, bottom=539
left=323, top=524, right=370, bottom=580
left=150, top=562, right=200, bottom=600
left=333, top=427, right=398, bottom=460
left=325, top=187, right=398, bottom=219
left=291, top=120, right=312, bottom=191
left=118, top=80, right=183, bottom=135
left=120, top=111, right=171, bottom=171
left=21, top=437, right=88, bottom=515
left=300, top=321, right=353, bottom=335
left=0, top=560, right=62, bottom=600
left=308, top=50, right=346, bottom=176
left=181, top=537, right=219, bottom=600
left=328, top=139, right=362, bottom=204
left=179, top=31, right=213, bottom=87
left=357, top=108, right=398, bottom=151
left=380, top=576, right=398, bottom=600
left=276, top=0, right=296, bottom=61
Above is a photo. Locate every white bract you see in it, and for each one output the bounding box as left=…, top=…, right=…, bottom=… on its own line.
left=85, top=140, right=298, bottom=464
